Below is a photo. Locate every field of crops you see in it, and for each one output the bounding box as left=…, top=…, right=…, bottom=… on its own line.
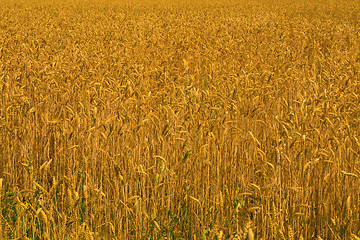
left=1, top=0, right=360, bottom=239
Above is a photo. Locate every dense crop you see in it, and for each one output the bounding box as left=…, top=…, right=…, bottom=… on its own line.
left=1, top=0, right=360, bottom=239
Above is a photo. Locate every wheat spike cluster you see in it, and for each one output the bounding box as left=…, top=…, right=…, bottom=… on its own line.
left=1, top=0, right=360, bottom=239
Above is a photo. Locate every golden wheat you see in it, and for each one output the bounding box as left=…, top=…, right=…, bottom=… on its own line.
left=1, top=0, right=360, bottom=239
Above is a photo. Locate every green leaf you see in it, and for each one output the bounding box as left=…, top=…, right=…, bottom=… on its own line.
left=6, top=192, right=15, bottom=197
left=182, top=151, right=191, bottom=161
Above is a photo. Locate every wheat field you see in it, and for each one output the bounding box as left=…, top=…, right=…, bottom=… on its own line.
left=1, top=0, right=360, bottom=239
